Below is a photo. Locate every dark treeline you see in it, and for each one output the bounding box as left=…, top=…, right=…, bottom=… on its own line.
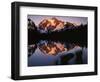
left=28, top=24, right=87, bottom=46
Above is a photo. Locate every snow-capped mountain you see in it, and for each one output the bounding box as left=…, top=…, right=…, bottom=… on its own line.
left=28, top=18, right=87, bottom=34
left=38, top=17, right=80, bottom=33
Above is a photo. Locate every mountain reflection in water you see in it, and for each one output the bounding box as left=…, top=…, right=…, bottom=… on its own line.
left=28, top=40, right=87, bottom=66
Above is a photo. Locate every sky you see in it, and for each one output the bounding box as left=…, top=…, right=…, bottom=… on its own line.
left=28, top=15, right=88, bottom=26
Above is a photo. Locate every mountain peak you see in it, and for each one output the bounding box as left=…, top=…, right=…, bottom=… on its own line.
left=39, top=17, right=65, bottom=32
left=28, top=18, right=85, bottom=34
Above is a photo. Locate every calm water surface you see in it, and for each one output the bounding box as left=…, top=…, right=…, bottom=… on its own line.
left=28, top=40, right=87, bottom=66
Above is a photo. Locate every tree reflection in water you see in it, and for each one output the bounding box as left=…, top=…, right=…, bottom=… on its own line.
left=28, top=40, right=87, bottom=66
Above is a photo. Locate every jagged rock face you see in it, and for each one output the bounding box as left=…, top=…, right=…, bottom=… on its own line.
left=28, top=18, right=80, bottom=33
left=39, top=18, right=65, bottom=32
left=65, top=22, right=75, bottom=27
left=28, top=18, right=37, bottom=30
